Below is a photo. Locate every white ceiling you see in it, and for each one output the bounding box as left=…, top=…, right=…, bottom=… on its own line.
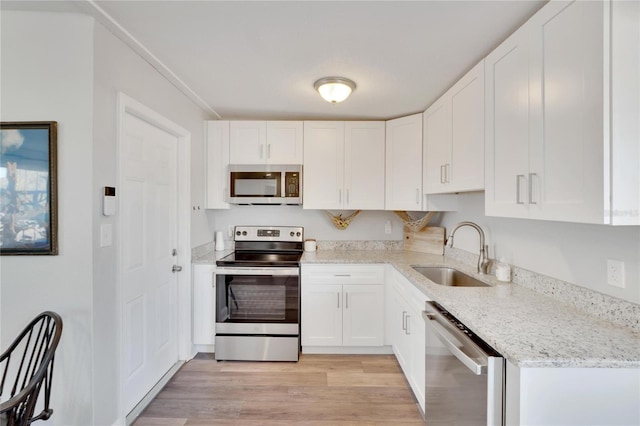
left=3, top=0, right=547, bottom=120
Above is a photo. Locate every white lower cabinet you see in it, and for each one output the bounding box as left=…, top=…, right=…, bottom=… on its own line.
left=301, top=264, right=385, bottom=349
left=192, top=264, right=216, bottom=345
left=386, top=267, right=427, bottom=414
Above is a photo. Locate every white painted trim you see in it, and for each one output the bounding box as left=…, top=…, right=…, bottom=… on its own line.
left=301, top=346, right=393, bottom=355
left=116, top=92, right=192, bottom=423
left=81, top=0, right=221, bottom=119
left=125, top=361, right=184, bottom=426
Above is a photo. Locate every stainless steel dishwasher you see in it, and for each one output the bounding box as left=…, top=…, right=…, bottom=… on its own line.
left=423, top=301, right=505, bottom=426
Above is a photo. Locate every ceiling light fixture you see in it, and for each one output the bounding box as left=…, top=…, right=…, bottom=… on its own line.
left=314, top=77, right=356, bottom=103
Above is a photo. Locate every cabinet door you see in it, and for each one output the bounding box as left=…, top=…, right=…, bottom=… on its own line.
left=301, top=283, right=342, bottom=346
left=389, top=283, right=410, bottom=373
left=450, top=60, right=485, bottom=193
left=205, top=121, right=230, bottom=209
left=385, top=113, right=423, bottom=210
left=423, top=98, right=451, bottom=194
left=303, top=121, right=345, bottom=209
left=229, top=121, right=267, bottom=164
left=344, top=121, right=386, bottom=210
left=192, top=265, right=216, bottom=345
left=342, top=284, right=384, bottom=346
left=266, top=121, right=303, bottom=164
left=529, top=0, right=604, bottom=223
left=407, top=306, right=426, bottom=413
left=485, top=24, right=531, bottom=218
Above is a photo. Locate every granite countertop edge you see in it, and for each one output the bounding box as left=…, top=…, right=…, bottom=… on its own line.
left=300, top=249, right=640, bottom=369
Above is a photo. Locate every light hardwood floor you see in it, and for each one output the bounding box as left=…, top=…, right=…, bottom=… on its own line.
left=133, top=353, right=425, bottom=425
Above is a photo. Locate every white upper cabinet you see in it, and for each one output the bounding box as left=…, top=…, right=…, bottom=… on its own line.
left=303, top=121, right=385, bottom=210
left=385, top=113, right=423, bottom=210
left=424, top=60, right=484, bottom=194
left=303, top=121, right=345, bottom=210
left=485, top=0, right=639, bottom=225
left=229, top=121, right=303, bottom=165
left=205, top=121, right=230, bottom=209
left=344, top=122, right=386, bottom=209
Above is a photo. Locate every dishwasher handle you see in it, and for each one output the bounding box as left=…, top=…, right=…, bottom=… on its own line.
left=423, top=310, right=488, bottom=375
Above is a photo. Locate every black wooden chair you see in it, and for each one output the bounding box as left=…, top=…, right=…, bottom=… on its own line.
left=0, top=312, right=62, bottom=426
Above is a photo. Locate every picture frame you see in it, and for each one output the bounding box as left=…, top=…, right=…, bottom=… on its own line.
left=0, top=121, right=58, bottom=255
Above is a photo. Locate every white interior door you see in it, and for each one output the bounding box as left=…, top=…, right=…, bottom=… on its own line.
left=121, top=111, right=179, bottom=414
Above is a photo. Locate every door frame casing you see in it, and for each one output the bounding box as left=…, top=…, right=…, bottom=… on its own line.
left=115, top=92, right=192, bottom=423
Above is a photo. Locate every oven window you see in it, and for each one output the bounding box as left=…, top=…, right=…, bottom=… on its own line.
left=230, top=172, right=281, bottom=197
left=216, top=274, right=299, bottom=324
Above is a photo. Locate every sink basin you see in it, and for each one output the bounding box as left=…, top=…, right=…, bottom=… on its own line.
left=411, top=266, right=490, bottom=288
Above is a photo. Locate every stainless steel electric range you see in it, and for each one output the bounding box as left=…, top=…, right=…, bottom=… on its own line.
left=215, top=226, right=303, bottom=361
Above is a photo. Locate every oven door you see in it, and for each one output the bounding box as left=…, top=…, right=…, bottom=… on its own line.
left=215, top=267, right=300, bottom=336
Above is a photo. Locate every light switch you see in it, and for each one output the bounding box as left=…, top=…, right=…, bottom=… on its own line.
left=100, top=224, right=113, bottom=247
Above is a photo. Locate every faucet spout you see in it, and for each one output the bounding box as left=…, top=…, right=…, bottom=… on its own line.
left=446, top=221, right=491, bottom=274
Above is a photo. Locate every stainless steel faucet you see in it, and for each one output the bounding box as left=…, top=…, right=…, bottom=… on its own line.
left=445, top=221, right=491, bottom=274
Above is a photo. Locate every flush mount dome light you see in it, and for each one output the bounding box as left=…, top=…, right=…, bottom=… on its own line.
left=314, top=77, right=356, bottom=103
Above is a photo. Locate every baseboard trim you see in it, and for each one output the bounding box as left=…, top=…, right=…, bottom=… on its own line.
left=125, top=360, right=184, bottom=426
left=301, top=346, right=393, bottom=355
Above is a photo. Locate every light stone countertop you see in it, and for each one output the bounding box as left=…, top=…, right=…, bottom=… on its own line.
left=301, top=249, right=640, bottom=369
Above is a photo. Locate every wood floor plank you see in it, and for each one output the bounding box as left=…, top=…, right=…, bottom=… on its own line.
left=133, top=354, right=424, bottom=425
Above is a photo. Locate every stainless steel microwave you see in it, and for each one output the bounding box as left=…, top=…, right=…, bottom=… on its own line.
left=227, top=164, right=302, bottom=205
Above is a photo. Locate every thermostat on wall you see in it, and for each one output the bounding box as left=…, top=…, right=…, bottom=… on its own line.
left=103, top=186, right=116, bottom=216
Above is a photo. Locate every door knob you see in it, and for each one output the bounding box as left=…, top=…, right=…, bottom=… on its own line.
left=172, top=265, right=183, bottom=273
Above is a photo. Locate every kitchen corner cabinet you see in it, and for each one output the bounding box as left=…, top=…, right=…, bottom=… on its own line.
left=385, top=113, right=423, bottom=210
left=205, top=121, right=230, bottom=209
left=192, top=264, right=216, bottom=345
left=485, top=0, right=639, bottom=225
left=229, top=121, right=303, bottom=165
left=303, top=121, right=385, bottom=210
left=301, top=264, right=384, bottom=348
left=385, top=267, right=427, bottom=413
left=424, top=60, right=484, bottom=194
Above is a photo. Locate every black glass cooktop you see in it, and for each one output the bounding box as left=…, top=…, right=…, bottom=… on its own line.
left=216, top=251, right=302, bottom=267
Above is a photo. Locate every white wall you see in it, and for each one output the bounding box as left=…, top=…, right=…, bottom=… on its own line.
left=92, top=20, right=213, bottom=426
left=0, top=11, right=95, bottom=426
left=207, top=206, right=409, bottom=246
left=435, top=192, right=640, bottom=304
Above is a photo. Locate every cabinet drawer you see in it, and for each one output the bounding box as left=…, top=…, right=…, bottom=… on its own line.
left=302, top=264, right=385, bottom=285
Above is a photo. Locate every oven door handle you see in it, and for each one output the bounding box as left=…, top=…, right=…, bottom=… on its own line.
left=423, top=310, right=488, bottom=375
left=215, top=267, right=300, bottom=276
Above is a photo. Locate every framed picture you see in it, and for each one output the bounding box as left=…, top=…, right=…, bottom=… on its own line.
left=0, top=122, right=58, bottom=255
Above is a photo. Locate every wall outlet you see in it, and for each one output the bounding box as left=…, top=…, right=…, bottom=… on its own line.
left=607, top=259, right=625, bottom=288
left=384, top=220, right=392, bottom=234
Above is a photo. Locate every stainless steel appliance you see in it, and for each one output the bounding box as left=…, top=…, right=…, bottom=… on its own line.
left=423, top=301, right=505, bottom=425
left=215, top=226, right=303, bottom=361
left=227, top=164, right=302, bottom=205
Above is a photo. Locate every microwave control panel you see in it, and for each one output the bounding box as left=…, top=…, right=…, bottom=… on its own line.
left=285, top=172, right=300, bottom=198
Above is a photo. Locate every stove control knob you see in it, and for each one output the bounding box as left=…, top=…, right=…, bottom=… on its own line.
left=296, top=232, right=301, bottom=237
left=242, top=231, right=247, bottom=236
left=236, top=231, right=241, bottom=236
left=290, top=232, right=295, bottom=237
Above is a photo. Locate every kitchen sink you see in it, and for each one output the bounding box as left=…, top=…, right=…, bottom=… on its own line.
left=411, top=266, right=491, bottom=288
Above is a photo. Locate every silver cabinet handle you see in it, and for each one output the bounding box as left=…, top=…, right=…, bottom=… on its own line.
left=334, top=274, right=351, bottom=277
left=345, top=292, right=349, bottom=309
left=516, top=175, right=525, bottom=204
left=402, top=311, right=407, bottom=331
left=415, top=188, right=420, bottom=205
left=267, top=144, right=271, bottom=159
left=528, top=173, right=537, bottom=204
left=440, top=164, right=446, bottom=184
left=406, top=314, right=411, bottom=335
left=172, top=265, right=183, bottom=273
